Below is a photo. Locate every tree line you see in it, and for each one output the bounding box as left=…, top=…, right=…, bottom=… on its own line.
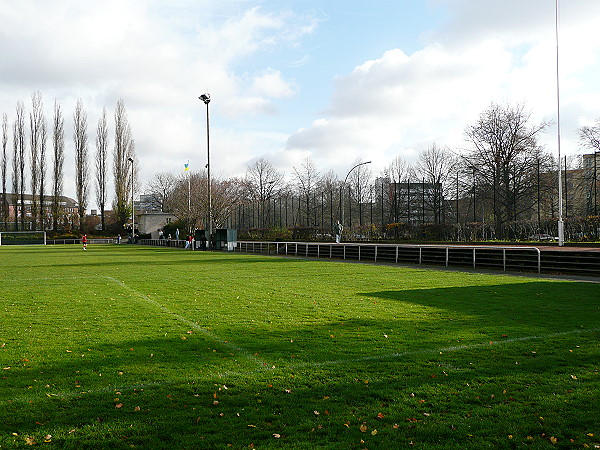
left=148, top=102, right=600, bottom=241
left=0, top=93, right=137, bottom=233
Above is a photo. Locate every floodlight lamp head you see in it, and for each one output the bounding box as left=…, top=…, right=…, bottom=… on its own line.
left=199, top=93, right=211, bottom=104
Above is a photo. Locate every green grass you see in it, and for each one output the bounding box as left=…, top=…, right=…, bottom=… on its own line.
left=0, top=244, right=599, bottom=449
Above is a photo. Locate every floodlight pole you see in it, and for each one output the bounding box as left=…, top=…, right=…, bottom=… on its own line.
left=555, top=0, right=565, bottom=246
left=199, top=93, right=212, bottom=249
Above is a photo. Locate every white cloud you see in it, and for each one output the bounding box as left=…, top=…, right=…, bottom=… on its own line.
left=0, top=0, right=316, bottom=207
left=1, top=0, right=598, bottom=212
left=285, top=0, right=600, bottom=178
left=251, top=68, right=297, bottom=99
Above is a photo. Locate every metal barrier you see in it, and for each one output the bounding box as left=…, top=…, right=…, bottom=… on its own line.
left=234, top=241, right=543, bottom=274
left=139, top=239, right=186, bottom=248
left=48, top=239, right=116, bottom=245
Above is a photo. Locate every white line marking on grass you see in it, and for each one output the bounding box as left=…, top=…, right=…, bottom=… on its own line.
left=4, top=275, right=276, bottom=370
left=104, top=276, right=273, bottom=370
left=289, top=327, right=600, bottom=369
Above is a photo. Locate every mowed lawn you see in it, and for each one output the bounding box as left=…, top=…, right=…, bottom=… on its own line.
left=0, top=244, right=598, bottom=449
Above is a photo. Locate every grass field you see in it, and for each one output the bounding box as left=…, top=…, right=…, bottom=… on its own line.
left=0, top=244, right=598, bottom=449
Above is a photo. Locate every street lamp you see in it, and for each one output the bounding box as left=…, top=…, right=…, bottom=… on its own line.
left=340, top=161, right=372, bottom=229
left=199, top=93, right=212, bottom=249
left=128, top=157, right=135, bottom=243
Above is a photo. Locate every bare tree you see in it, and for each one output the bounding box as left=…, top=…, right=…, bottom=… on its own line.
left=347, top=159, right=373, bottom=228
left=113, top=99, right=135, bottom=227
left=29, top=92, right=46, bottom=229
left=244, top=157, right=284, bottom=228
left=211, top=177, right=243, bottom=229
left=95, top=107, right=109, bottom=231
left=293, top=157, right=320, bottom=226
left=169, top=171, right=206, bottom=233
left=1, top=114, right=8, bottom=226
left=578, top=119, right=600, bottom=216
left=51, top=101, right=65, bottom=232
left=168, top=170, right=241, bottom=232
left=464, top=102, right=549, bottom=229
left=38, top=108, right=47, bottom=229
left=73, top=99, right=89, bottom=231
left=318, top=169, right=341, bottom=229
left=416, top=144, right=456, bottom=224
left=13, top=101, right=27, bottom=230
left=381, top=155, right=413, bottom=224
left=146, top=172, right=178, bottom=212
left=579, top=118, right=600, bottom=152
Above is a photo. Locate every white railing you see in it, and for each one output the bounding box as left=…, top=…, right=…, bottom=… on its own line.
left=234, top=241, right=542, bottom=274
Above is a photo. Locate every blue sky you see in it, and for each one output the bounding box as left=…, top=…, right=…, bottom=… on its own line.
left=1, top=0, right=599, bottom=208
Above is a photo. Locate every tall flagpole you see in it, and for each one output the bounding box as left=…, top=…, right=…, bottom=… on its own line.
left=555, top=0, right=564, bottom=246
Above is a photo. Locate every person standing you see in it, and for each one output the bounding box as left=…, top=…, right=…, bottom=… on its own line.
left=334, top=220, right=343, bottom=244
left=82, top=234, right=88, bottom=250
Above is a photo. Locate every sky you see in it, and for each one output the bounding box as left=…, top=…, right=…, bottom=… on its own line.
left=1, top=0, right=599, bottom=211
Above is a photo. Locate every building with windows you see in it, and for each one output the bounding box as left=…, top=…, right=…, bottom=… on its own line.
left=1, top=193, right=79, bottom=230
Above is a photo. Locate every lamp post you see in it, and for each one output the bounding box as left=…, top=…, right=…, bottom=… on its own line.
left=199, top=93, right=212, bottom=249
left=340, top=161, right=371, bottom=229
left=128, top=157, right=135, bottom=243
left=555, top=0, right=564, bottom=246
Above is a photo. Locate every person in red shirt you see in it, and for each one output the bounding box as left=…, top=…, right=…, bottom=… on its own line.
left=82, top=234, right=87, bottom=250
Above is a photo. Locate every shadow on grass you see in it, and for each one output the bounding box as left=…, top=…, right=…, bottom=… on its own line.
left=2, top=327, right=599, bottom=449
left=360, top=281, right=599, bottom=331
left=2, top=269, right=599, bottom=448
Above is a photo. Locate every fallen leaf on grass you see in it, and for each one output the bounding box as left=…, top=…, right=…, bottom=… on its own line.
left=115, top=403, right=123, bottom=409
left=359, top=424, right=368, bottom=433
left=377, top=413, right=385, bottom=419
left=273, top=434, right=281, bottom=438
left=550, top=436, right=558, bottom=444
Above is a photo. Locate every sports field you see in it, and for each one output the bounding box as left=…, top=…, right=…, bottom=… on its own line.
left=1, top=244, right=598, bottom=449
